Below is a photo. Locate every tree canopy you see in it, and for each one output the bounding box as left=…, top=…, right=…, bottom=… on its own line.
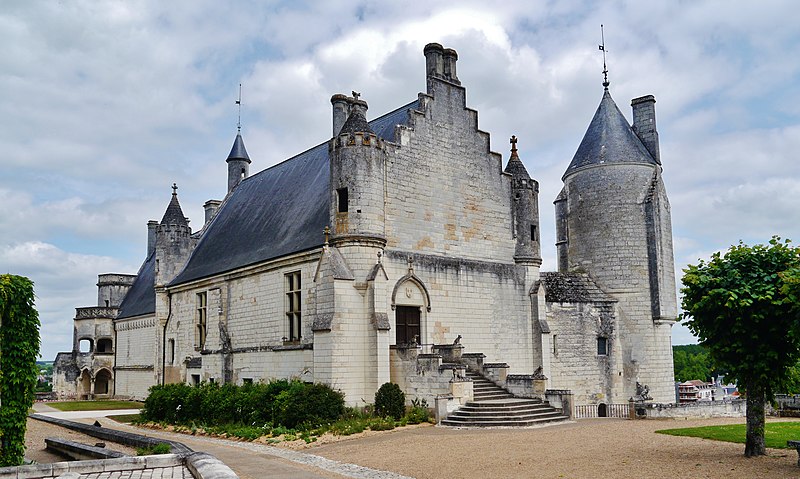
left=0, top=275, right=41, bottom=466
left=681, top=237, right=800, bottom=456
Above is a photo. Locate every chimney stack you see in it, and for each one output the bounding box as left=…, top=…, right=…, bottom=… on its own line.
left=331, top=94, right=349, bottom=137
left=442, top=48, right=460, bottom=84
left=631, top=95, right=660, bottom=164
left=424, top=43, right=444, bottom=79
left=203, top=200, right=221, bottom=225
left=147, top=220, right=158, bottom=256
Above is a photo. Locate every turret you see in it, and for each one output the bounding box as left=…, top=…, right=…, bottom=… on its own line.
left=557, top=85, right=677, bottom=403
left=155, top=184, right=195, bottom=286
left=505, top=136, right=541, bottom=265
left=329, top=92, right=387, bottom=246
left=226, top=133, right=251, bottom=193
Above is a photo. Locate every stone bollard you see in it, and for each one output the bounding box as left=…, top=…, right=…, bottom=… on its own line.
left=435, top=394, right=452, bottom=424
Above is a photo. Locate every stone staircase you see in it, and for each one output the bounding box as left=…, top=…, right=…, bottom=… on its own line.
left=441, top=369, right=570, bottom=427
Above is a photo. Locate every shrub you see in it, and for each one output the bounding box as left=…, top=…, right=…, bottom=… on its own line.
left=374, top=382, right=405, bottom=420
left=368, top=416, right=396, bottom=431
left=275, top=382, right=345, bottom=428
left=136, top=443, right=171, bottom=455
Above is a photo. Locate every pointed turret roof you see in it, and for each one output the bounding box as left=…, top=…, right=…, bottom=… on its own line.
left=563, top=90, right=656, bottom=179
left=160, top=184, right=188, bottom=226
left=339, top=102, right=374, bottom=135
left=227, top=133, right=251, bottom=163
left=504, top=135, right=531, bottom=180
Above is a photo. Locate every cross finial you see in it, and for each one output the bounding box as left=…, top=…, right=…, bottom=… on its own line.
left=377, top=250, right=383, bottom=264
left=235, top=84, right=242, bottom=133
left=172, top=183, right=178, bottom=195
left=323, top=226, right=331, bottom=245
left=599, top=24, right=610, bottom=90
left=407, top=255, right=414, bottom=273
left=352, top=91, right=360, bottom=100
left=510, top=135, right=519, bottom=158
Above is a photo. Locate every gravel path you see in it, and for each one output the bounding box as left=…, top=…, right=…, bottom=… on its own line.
left=311, top=417, right=799, bottom=479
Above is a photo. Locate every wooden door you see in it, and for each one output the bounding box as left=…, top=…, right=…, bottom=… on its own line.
left=396, top=306, right=421, bottom=345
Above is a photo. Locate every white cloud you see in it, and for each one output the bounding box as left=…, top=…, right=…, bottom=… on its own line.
left=2, top=0, right=799, bottom=357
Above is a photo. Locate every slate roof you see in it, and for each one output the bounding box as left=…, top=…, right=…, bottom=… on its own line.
left=161, top=189, right=188, bottom=226
left=339, top=108, right=374, bottom=135
left=504, top=140, right=531, bottom=180
left=563, top=90, right=656, bottom=179
left=116, top=252, right=156, bottom=319
left=539, top=272, right=616, bottom=303
left=169, top=99, right=420, bottom=286
left=227, top=133, right=250, bottom=162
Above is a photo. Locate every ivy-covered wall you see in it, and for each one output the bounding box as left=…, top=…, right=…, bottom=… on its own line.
left=0, top=275, right=41, bottom=466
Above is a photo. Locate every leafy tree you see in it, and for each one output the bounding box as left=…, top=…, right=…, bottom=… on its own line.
left=681, top=237, right=800, bottom=457
left=0, top=275, right=41, bottom=466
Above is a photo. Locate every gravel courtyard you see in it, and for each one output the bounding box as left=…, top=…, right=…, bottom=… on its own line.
left=311, top=417, right=799, bottom=479
left=24, top=414, right=800, bottom=478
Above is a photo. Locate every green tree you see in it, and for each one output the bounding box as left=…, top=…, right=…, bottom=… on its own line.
left=0, top=275, right=41, bottom=466
left=681, top=237, right=800, bottom=457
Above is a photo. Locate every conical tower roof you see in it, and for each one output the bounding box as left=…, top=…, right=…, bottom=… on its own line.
left=339, top=103, right=374, bottom=135
left=160, top=184, right=188, bottom=226
left=563, top=90, right=656, bottom=179
left=226, top=133, right=251, bottom=163
left=504, top=135, right=531, bottom=180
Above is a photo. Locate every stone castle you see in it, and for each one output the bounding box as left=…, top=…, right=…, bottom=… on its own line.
left=54, top=43, right=677, bottom=413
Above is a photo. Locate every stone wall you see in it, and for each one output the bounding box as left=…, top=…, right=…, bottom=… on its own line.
left=114, top=315, right=157, bottom=399
left=641, top=400, right=745, bottom=418
left=545, top=301, right=623, bottom=404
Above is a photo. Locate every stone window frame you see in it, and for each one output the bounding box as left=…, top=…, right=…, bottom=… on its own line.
left=597, top=336, right=609, bottom=356
left=168, top=338, right=175, bottom=365
left=285, top=271, right=302, bottom=342
left=196, top=291, right=207, bottom=351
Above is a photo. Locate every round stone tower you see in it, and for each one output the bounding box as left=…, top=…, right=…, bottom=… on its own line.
left=329, top=94, right=387, bottom=248
left=555, top=87, right=677, bottom=403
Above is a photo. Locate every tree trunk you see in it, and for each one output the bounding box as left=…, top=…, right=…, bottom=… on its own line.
left=744, top=381, right=766, bottom=457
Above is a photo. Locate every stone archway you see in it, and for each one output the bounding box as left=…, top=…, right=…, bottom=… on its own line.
left=94, top=368, right=113, bottom=396
left=598, top=403, right=608, bottom=418
left=79, top=369, right=92, bottom=398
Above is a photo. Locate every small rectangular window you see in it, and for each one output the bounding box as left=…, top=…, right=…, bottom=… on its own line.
left=552, top=334, right=558, bottom=356
left=196, top=292, right=207, bottom=350
left=168, top=339, right=175, bottom=365
left=209, top=377, right=216, bottom=384
left=597, top=337, right=608, bottom=356
left=286, top=271, right=302, bottom=341
left=242, top=378, right=253, bottom=385
left=531, top=224, right=538, bottom=241
left=337, top=188, right=349, bottom=213
left=191, top=374, right=200, bottom=385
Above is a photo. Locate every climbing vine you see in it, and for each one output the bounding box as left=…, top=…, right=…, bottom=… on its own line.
left=0, top=275, right=41, bottom=466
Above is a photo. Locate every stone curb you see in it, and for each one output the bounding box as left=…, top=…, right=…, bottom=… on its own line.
left=185, top=452, right=239, bottom=479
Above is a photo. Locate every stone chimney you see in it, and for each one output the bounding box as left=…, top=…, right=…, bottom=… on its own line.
left=424, top=43, right=444, bottom=79
left=147, top=220, right=158, bottom=256
left=631, top=95, right=660, bottom=164
left=203, top=200, right=221, bottom=225
left=442, top=48, right=460, bottom=84
left=331, top=94, right=350, bottom=137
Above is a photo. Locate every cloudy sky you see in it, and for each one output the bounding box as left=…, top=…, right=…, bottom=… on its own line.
left=2, top=1, right=798, bottom=361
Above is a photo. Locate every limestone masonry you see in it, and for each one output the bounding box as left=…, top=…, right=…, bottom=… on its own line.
left=54, top=43, right=678, bottom=412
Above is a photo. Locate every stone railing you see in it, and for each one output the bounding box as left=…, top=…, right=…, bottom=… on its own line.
left=75, top=306, right=118, bottom=319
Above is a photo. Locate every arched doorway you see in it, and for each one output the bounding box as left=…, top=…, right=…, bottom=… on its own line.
left=598, top=403, right=608, bottom=418
left=79, top=369, right=92, bottom=398
left=94, top=369, right=113, bottom=396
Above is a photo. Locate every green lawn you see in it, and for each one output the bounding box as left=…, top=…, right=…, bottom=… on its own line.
left=656, top=421, right=800, bottom=449
left=108, top=413, right=141, bottom=424
left=47, top=400, right=144, bottom=411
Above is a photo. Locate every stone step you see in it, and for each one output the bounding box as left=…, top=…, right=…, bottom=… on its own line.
left=441, top=415, right=570, bottom=427
left=473, top=392, right=515, bottom=400
left=458, top=404, right=552, bottom=414
left=446, top=410, right=566, bottom=422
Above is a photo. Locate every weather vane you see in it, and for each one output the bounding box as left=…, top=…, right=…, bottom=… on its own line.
left=599, top=24, right=609, bottom=89
left=235, top=83, right=242, bottom=132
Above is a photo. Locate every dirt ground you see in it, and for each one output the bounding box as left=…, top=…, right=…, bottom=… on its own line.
left=24, top=417, right=138, bottom=464
left=311, top=417, right=800, bottom=479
